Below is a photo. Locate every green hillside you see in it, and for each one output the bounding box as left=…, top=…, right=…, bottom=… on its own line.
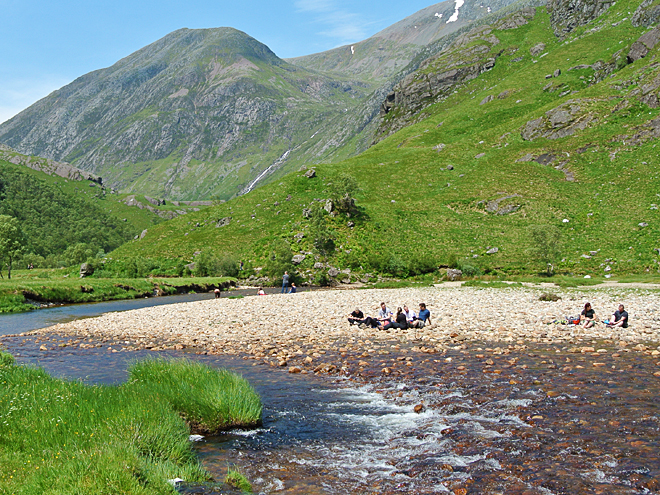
left=0, top=159, right=156, bottom=265
left=109, top=0, right=660, bottom=280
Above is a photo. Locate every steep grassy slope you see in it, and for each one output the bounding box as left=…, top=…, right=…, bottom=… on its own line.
left=0, top=158, right=152, bottom=260
left=0, top=147, right=172, bottom=231
left=113, top=0, right=660, bottom=279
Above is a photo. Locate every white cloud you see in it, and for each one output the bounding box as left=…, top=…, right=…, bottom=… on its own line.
left=294, top=0, right=367, bottom=46
left=0, top=76, right=69, bottom=125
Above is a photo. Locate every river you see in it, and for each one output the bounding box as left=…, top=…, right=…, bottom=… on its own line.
left=1, top=295, right=659, bottom=494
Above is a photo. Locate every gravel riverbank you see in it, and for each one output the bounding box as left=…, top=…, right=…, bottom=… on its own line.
left=20, top=287, right=660, bottom=361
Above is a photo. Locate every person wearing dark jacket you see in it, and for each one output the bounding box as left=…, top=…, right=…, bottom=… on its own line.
left=580, top=302, right=596, bottom=329
left=381, top=307, right=408, bottom=331
left=348, top=308, right=365, bottom=325
left=607, top=304, right=628, bottom=328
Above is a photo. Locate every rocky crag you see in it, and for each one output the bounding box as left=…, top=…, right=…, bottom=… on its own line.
left=0, top=144, right=101, bottom=184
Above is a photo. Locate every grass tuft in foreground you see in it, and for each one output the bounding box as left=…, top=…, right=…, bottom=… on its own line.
left=0, top=353, right=262, bottom=494
left=128, top=358, right=263, bottom=433
left=226, top=467, right=252, bottom=492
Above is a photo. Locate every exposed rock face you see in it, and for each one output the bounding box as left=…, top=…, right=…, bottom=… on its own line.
left=483, top=195, right=522, bottom=215
left=121, top=195, right=181, bottom=220
left=628, top=27, right=660, bottom=63
left=517, top=153, right=574, bottom=181
left=521, top=100, right=595, bottom=141
left=614, top=116, right=660, bottom=146
left=530, top=42, right=546, bottom=56
left=144, top=196, right=165, bottom=206
left=447, top=268, right=463, bottom=281
left=80, top=263, right=94, bottom=278
left=547, top=0, right=613, bottom=37
left=632, top=0, right=660, bottom=27
left=0, top=147, right=101, bottom=184
left=216, top=217, right=232, bottom=228
left=376, top=8, right=536, bottom=142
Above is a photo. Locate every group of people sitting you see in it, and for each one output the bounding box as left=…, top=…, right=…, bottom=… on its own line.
left=579, top=302, right=628, bottom=328
left=348, top=302, right=432, bottom=330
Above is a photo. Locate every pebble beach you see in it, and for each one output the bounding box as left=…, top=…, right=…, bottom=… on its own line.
left=24, top=287, right=660, bottom=364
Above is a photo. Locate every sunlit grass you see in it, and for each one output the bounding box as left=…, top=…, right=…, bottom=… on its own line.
left=0, top=353, right=262, bottom=494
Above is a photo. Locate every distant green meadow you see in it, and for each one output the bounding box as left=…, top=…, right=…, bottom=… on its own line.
left=0, top=269, right=235, bottom=313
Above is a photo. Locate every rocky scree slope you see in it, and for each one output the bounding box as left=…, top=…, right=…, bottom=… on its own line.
left=113, top=0, right=660, bottom=281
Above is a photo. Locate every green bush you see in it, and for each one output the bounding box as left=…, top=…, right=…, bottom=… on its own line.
left=386, top=254, right=409, bottom=278
left=408, top=256, right=437, bottom=276
left=218, top=254, right=239, bottom=277
left=315, top=271, right=330, bottom=286
left=459, top=263, right=482, bottom=277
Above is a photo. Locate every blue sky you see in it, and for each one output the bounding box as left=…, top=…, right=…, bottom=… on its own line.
left=0, top=0, right=440, bottom=124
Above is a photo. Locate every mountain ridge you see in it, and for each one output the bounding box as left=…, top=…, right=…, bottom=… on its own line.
left=0, top=0, right=521, bottom=200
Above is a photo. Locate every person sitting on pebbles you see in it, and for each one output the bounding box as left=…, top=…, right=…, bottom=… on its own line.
left=380, top=307, right=408, bottom=331
left=580, top=302, right=596, bottom=329
left=606, top=304, right=628, bottom=328
left=348, top=307, right=365, bottom=325
left=257, top=287, right=266, bottom=296
left=403, top=305, right=415, bottom=324
left=377, top=302, right=393, bottom=325
left=410, top=303, right=431, bottom=328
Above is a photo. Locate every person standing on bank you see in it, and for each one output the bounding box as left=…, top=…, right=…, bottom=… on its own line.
left=282, top=271, right=290, bottom=294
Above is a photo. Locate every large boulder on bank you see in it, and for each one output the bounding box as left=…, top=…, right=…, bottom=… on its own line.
left=80, top=263, right=94, bottom=278
left=292, top=254, right=306, bottom=265
left=447, top=268, right=463, bottom=281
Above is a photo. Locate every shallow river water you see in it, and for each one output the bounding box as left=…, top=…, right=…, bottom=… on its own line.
left=2, top=330, right=659, bottom=494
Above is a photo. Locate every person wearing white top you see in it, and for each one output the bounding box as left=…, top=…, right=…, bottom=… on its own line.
left=377, top=302, right=393, bottom=323
left=403, top=305, right=415, bottom=322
